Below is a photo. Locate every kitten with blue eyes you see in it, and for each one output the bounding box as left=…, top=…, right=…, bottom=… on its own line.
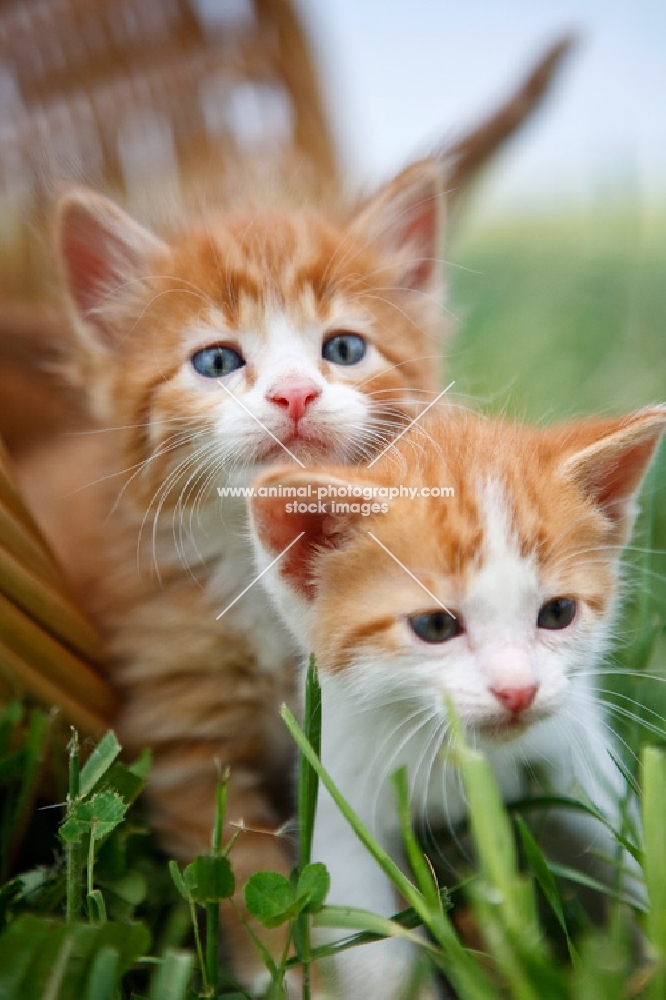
left=249, top=404, right=666, bottom=999
left=17, top=157, right=447, bottom=994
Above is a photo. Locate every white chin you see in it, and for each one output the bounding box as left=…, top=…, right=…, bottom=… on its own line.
left=258, top=437, right=345, bottom=465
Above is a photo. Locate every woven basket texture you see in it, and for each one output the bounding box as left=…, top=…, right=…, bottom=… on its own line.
left=0, top=0, right=337, bottom=733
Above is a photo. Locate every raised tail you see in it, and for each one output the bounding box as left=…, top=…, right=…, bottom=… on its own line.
left=440, top=34, right=576, bottom=203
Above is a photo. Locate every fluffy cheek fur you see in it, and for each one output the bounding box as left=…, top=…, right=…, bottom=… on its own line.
left=112, top=373, right=389, bottom=513
left=88, top=286, right=431, bottom=511
left=267, top=519, right=619, bottom=748
left=308, top=613, right=602, bottom=743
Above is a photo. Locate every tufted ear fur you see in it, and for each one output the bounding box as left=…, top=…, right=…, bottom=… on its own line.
left=56, top=187, right=168, bottom=352
left=560, top=405, right=666, bottom=545
left=349, top=158, right=444, bottom=301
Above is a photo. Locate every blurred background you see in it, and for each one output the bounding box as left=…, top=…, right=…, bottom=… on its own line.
left=301, top=0, right=666, bottom=216
left=296, top=0, right=666, bottom=420
left=302, top=0, right=666, bottom=765
left=0, top=7, right=663, bottom=980
left=0, top=0, right=662, bottom=744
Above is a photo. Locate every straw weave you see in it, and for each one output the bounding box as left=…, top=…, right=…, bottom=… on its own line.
left=0, top=0, right=337, bottom=733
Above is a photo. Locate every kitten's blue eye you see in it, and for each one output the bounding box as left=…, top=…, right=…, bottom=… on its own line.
left=191, top=345, right=245, bottom=378
left=409, top=611, right=461, bottom=643
left=537, top=598, right=576, bottom=630
left=322, top=332, right=366, bottom=366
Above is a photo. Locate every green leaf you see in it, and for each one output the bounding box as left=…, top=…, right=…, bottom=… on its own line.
left=281, top=706, right=418, bottom=908
left=515, top=816, right=578, bottom=963
left=392, top=767, right=441, bottom=911
left=0, top=913, right=51, bottom=994
left=0, top=914, right=150, bottom=1000
left=1, top=708, right=51, bottom=884
left=84, top=946, right=118, bottom=1000
left=296, top=862, right=329, bottom=914
left=0, top=700, right=23, bottom=759
left=244, top=871, right=302, bottom=928
left=0, top=876, right=28, bottom=931
left=128, top=748, right=152, bottom=780
left=148, top=949, right=195, bottom=1000
left=96, top=871, right=147, bottom=907
left=298, top=655, right=322, bottom=870
left=454, top=741, right=516, bottom=895
left=87, top=889, right=108, bottom=925
left=184, top=855, right=235, bottom=903
left=642, top=745, right=666, bottom=998
left=79, top=732, right=122, bottom=798
left=547, top=862, right=647, bottom=912
left=93, top=759, right=146, bottom=810
left=281, top=702, right=494, bottom=998
left=168, top=860, right=190, bottom=901
left=59, top=792, right=127, bottom=844
left=0, top=747, right=25, bottom=784
left=313, top=904, right=421, bottom=941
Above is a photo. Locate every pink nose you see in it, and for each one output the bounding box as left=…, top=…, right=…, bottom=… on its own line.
left=490, top=684, right=538, bottom=716
left=267, top=381, right=321, bottom=423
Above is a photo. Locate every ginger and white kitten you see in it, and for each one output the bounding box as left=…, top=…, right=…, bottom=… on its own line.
left=250, top=404, right=666, bottom=1000
left=18, top=158, right=447, bottom=992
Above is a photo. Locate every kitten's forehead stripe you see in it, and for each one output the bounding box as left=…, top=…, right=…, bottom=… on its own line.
left=337, top=616, right=398, bottom=667
left=89, top=193, right=448, bottom=517
left=305, top=410, right=622, bottom=670
left=467, top=478, right=540, bottom=633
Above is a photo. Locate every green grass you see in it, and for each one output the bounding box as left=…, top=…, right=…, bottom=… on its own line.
left=1, top=200, right=665, bottom=998
left=449, top=200, right=666, bottom=744
left=449, top=205, right=666, bottom=420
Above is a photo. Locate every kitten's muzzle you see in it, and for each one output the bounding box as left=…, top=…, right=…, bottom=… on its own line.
left=489, top=683, right=538, bottom=716
left=266, top=378, right=321, bottom=423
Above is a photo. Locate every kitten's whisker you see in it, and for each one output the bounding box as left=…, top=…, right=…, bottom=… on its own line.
left=354, top=355, right=445, bottom=391
left=66, top=415, right=190, bottom=436
left=138, top=439, right=217, bottom=581
left=439, top=729, right=473, bottom=865
left=573, top=669, right=666, bottom=682
left=146, top=446, right=211, bottom=579
left=565, top=693, right=640, bottom=767
left=102, top=427, right=203, bottom=497
left=172, top=446, right=225, bottom=578
left=365, top=704, right=438, bottom=829
left=351, top=290, right=458, bottom=333
left=215, top=380, right=306, bottom=468
left=366, top=381, right=455, bottom=469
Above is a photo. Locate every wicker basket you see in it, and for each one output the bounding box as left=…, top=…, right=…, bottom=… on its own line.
left=0, top=0, right=338, bottom=734
left=0, top=0, right=337, bottom=300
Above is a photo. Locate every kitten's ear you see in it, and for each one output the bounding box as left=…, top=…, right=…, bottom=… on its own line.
left=349, top=158, right=444, bottom=298
left=560, top=405, right=666, bottom=544
left=56, top=188, right=168, bottom=351
left=250, top=468, right=376, bottom=599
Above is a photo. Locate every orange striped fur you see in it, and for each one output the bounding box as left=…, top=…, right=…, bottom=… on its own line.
left=16, top=158, right=449, bottom=996
left=250, top=405, right=665, bottom=998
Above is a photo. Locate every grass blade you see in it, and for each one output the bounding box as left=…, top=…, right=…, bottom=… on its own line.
left=642, top=745, right=666, bottom=998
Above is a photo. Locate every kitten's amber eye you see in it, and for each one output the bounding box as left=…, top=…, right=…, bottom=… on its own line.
left=409, top=611, right=461, bottom=643
left=537, top=598, right=576, bottom=630
left=191, top=345, right=245, bottom=378
left=322, top=332, right=366, bottom=366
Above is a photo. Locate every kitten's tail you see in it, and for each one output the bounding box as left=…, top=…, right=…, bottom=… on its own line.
left=439, top=34, right=576, bottom=204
